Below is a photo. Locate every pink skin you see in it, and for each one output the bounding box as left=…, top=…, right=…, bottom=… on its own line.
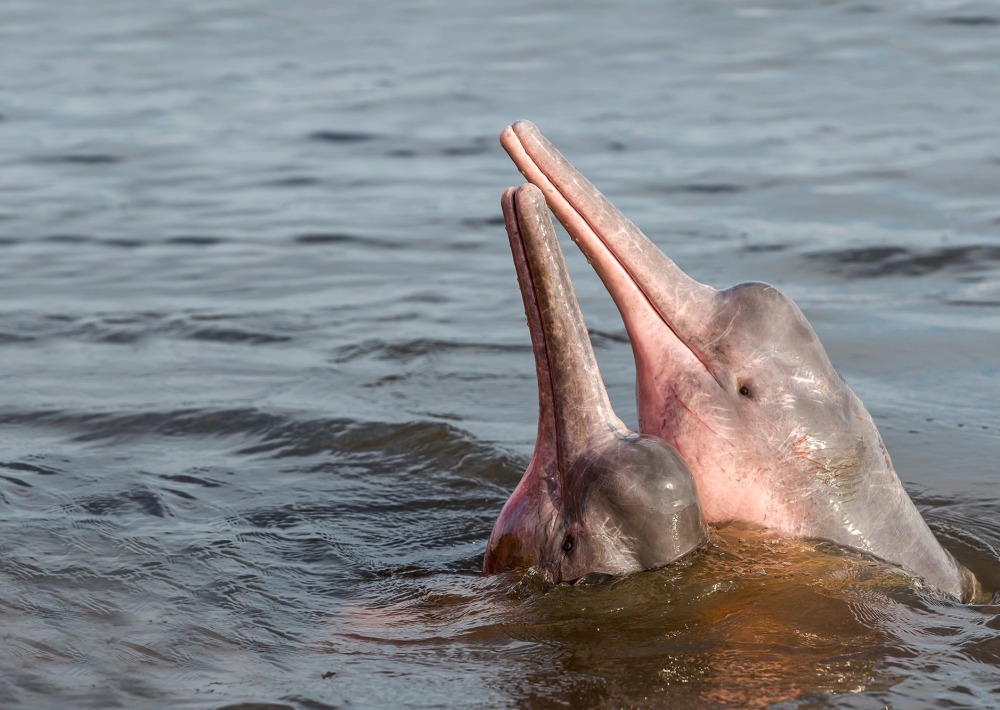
left=500, top=121, right=980, bottom=602
left=483, top=185, right=705, bottom=583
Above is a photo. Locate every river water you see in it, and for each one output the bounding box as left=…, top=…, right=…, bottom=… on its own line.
left=1, top=1, right=998, bottom=708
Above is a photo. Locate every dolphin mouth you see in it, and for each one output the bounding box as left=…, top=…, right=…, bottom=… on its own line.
left=499, top=125, right=656, bottom=325
left=499, top=121, right=725, bottom=391
left=501, top=186, right=563, bottom=464
left=500, top=184, right=626, bottom=470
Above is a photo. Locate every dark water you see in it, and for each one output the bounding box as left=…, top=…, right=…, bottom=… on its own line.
left=1, top=1, right=999, bottom=707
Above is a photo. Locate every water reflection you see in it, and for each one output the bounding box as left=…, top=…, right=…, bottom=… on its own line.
left=338, top=525, right=978, bottom=707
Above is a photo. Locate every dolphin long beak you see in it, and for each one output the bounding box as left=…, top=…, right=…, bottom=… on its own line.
left=502, top=184, right=627, bottom=470
left=500, top=121, right=723, bottom=387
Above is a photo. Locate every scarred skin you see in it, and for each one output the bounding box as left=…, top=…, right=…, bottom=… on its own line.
left=483, top=184, right=706, bottom=583
left=500, top=121, right=981, bottom=602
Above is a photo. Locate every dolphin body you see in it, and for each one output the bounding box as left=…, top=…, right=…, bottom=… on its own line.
left=483, top=184, right=706, bottom=583
left=500, top=121, right=980, bottom=602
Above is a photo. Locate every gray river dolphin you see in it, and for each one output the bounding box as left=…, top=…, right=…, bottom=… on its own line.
left=500, top=121, right=981, bottom=602
left=483, top=184, right=706, bottom=582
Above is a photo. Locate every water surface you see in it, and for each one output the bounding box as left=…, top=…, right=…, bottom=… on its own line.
left=1, top=1, right=998, bottom=708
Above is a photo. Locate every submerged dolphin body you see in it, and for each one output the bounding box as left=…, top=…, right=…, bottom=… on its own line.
left=483, top=184, right=706, bottom=583
left=500, top=121, right=980, bottom=602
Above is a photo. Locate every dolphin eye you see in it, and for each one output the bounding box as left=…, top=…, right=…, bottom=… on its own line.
left=562, top=536, right=575, bottom=554
left=739, top=384, right=752, bottom=397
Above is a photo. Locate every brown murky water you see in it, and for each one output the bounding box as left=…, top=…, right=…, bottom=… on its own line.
left=1, top=1, right=998, bottom=707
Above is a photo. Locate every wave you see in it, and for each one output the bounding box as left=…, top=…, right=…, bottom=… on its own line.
left=806, top=244, right=1000, bottom=278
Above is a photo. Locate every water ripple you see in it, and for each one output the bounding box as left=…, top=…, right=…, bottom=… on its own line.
left=807, top=244, right=1000, bottom=278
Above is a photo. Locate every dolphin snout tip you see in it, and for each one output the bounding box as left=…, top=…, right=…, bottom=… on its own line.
left=500, top=120, right=537, bottom=144
left=514, top=182, right=546, bottom=211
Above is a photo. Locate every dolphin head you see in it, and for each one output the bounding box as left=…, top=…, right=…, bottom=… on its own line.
left=631, top=276, right=884, bottom=536
left=500, top=121, right=973, bottom=600
left=483, top=184, right=705, bottom=583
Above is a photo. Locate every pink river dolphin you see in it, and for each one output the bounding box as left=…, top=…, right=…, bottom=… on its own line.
left=483, top=184, right=706, bottom=583
left=499, top=121, right=981, bottom=602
